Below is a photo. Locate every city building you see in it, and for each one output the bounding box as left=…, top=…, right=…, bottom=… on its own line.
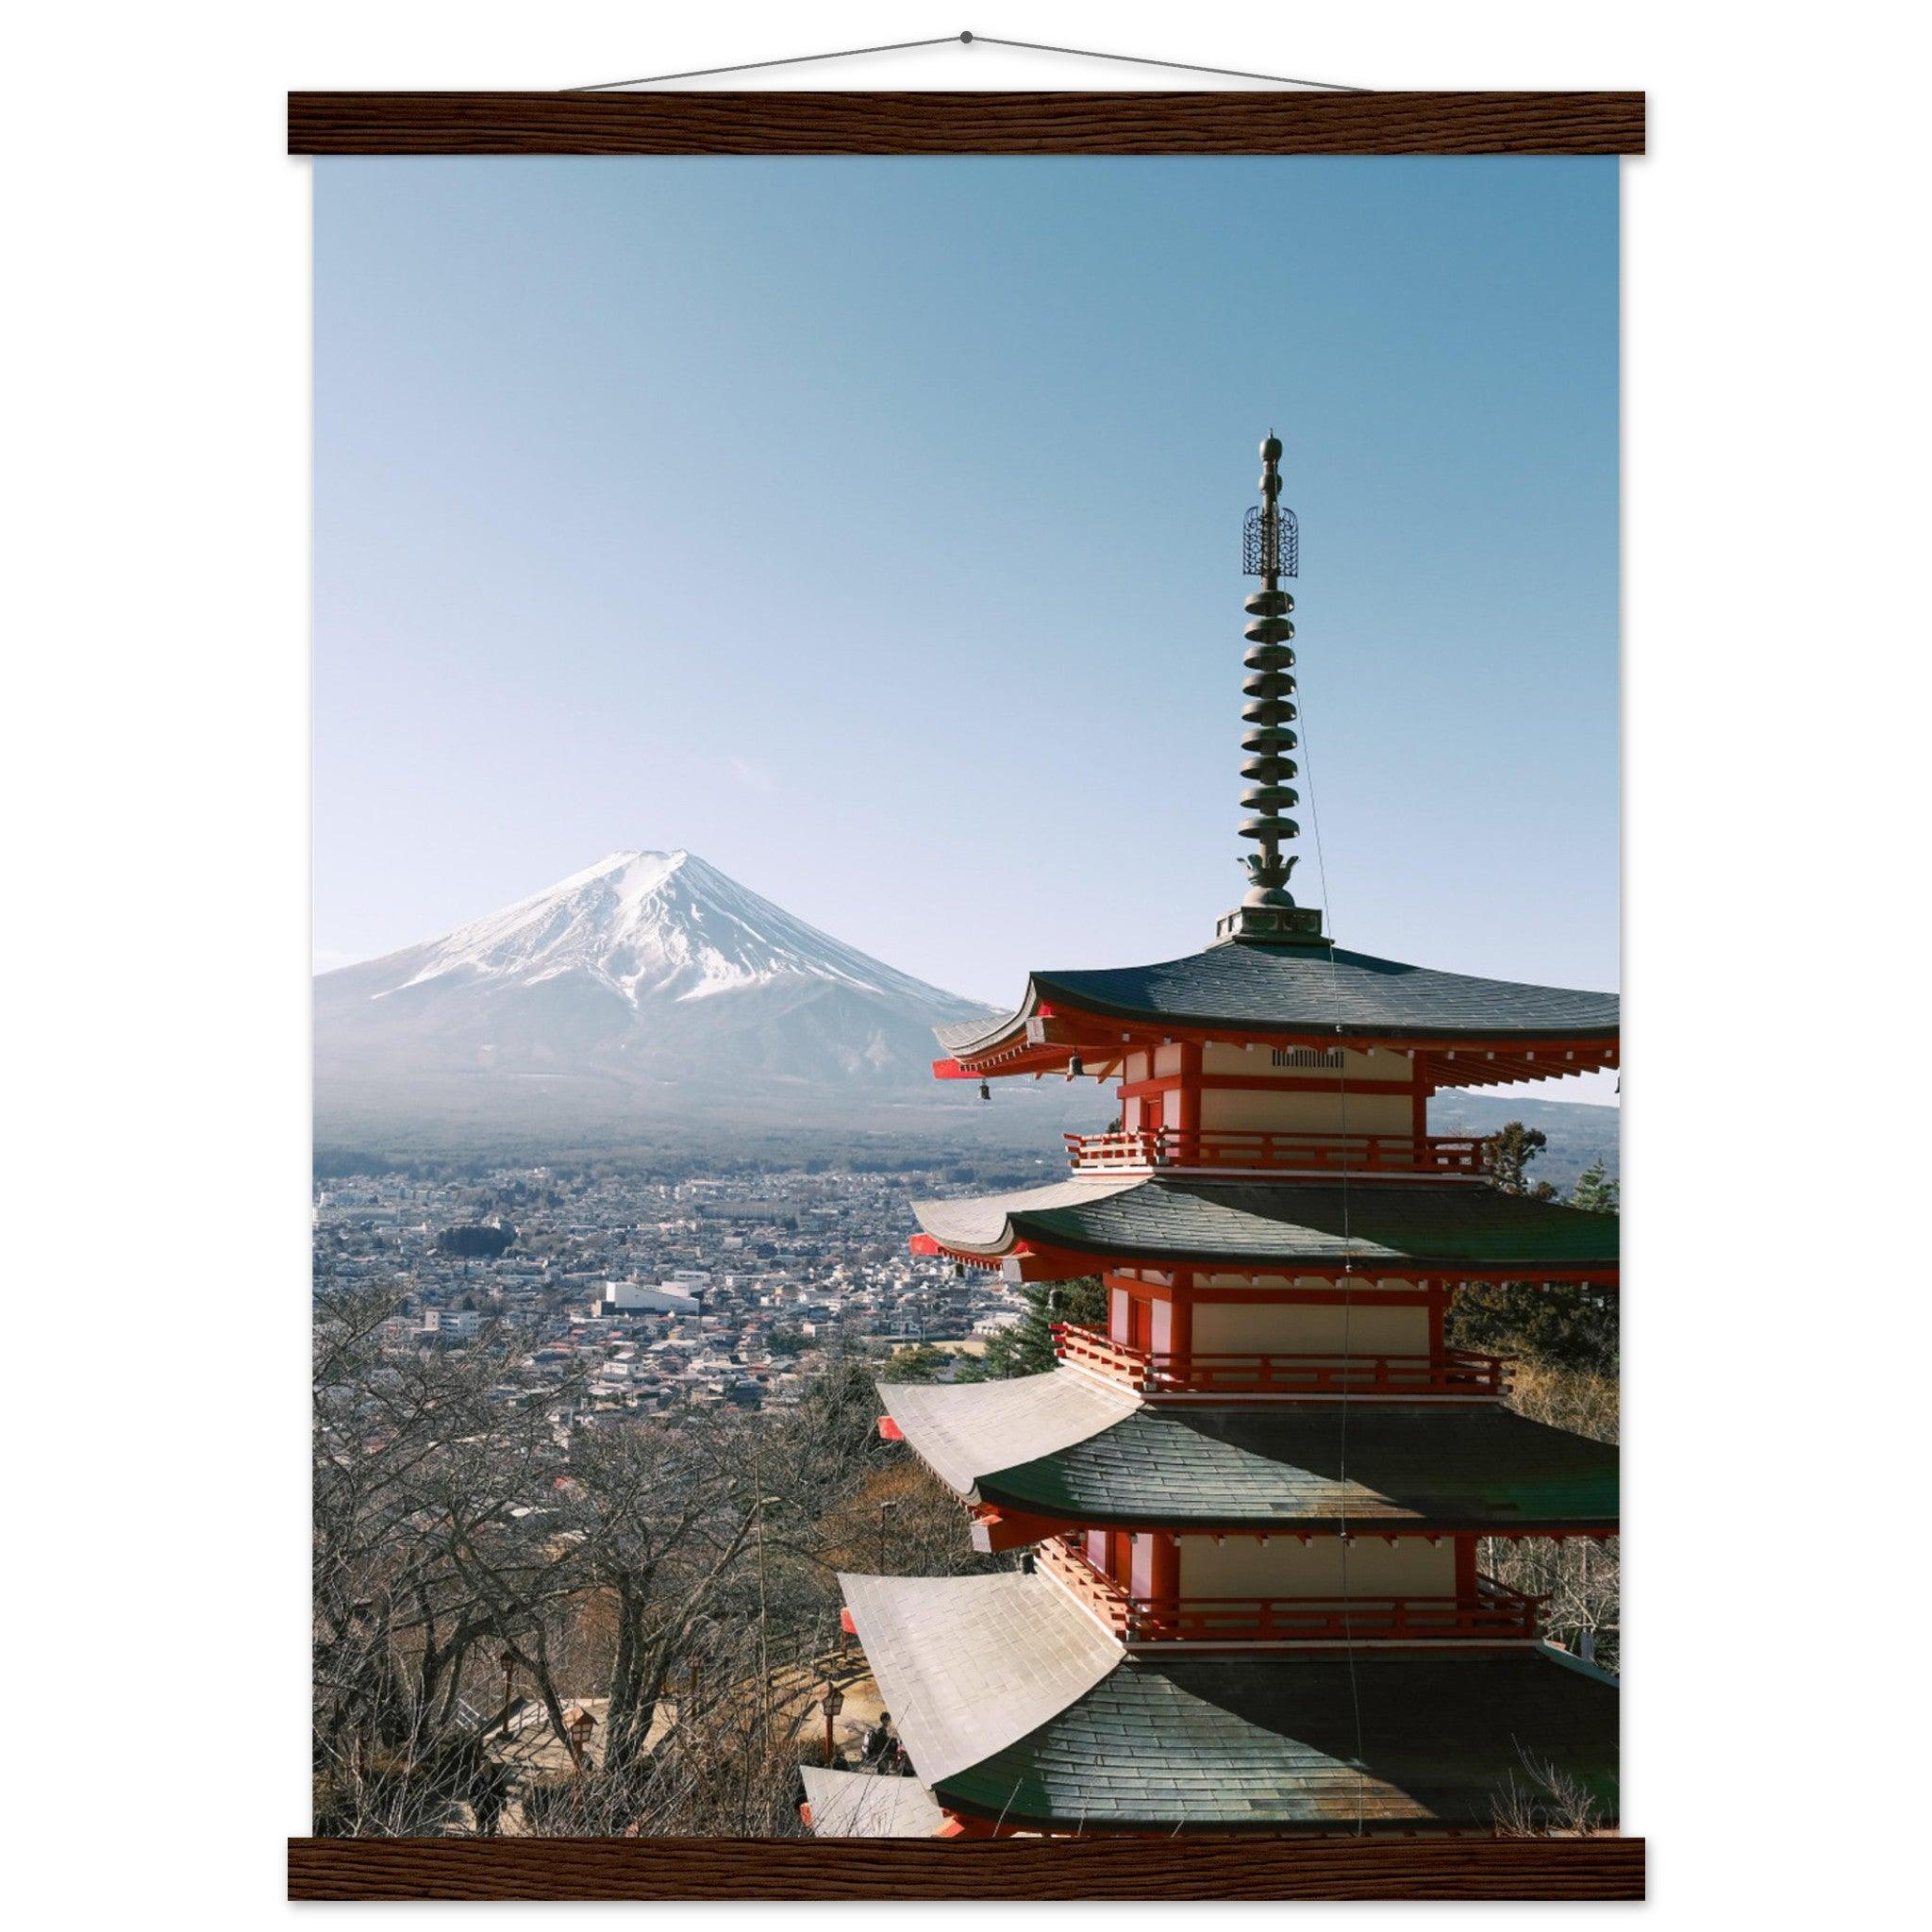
left=596, top=1281, right=703, bottom=1317
left=817, top=437, right=1622, bottom=1840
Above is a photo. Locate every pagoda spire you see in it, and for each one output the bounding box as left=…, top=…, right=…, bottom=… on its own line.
left=1218, top=433, right=1324, bottom=945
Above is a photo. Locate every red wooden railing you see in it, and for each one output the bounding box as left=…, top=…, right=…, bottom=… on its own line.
left=1051, top=1323, right=1509, bottom=1400
left=1041, top=1536, right=1137, bottom=1634
left=1040, top=1539, right=1543, bottom=1646
left=1064, top=1127, right=1485, bottom=1175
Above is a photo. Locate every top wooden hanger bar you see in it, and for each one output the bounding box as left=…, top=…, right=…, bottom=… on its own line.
left=286, top=92, right=1645, bottom=157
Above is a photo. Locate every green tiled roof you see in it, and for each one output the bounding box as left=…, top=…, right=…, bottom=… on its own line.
left=976, top=1401, right=1618, bottom=1530
left=934, top=1650, right=1618, bottom=1833
left=935, top=943, right=1618, bottom=1057
left=912, top=1175, right=1620, bottom=1272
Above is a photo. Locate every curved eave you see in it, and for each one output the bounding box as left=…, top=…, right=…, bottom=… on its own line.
left=799, top=1768, right=947, bottom=1840
left=879, top=1378, right=1618, bottom=1536
left=876, top=1370, right=1139, bottom=1500
left=972, top=1491, right=1619, bottom=1540
left=932, top=980, right=1048, bottom=1058
left=910, top=1178, right=1621, bottom=1285
left=916, top=1233, right=1618, bottom=1288
left=944, top=1007, right=1618, bottom=1091
left=908, top=1176, right=1145, bottom=1277
left=1004, top=1222, right=1623, bottom=1285
left=933, top=952, right=1619, bottom=1091
left=912, top=1232, right=1118, bottom=1285
left=836, top=1571, right=1121, bottom=1787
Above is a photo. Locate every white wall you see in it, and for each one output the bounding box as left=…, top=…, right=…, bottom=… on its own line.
left=1150, top=1299, right=1175, bottom=1352
left=1198, top=1086, right=1412, bottom=1134
left=1190, top=1298, right=1429, bottom=1356
left=1179, top=1535, right=1456, bottom=1599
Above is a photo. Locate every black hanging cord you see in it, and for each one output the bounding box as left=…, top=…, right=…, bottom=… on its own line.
left=568, top=29, right=1367, bottom=94
left=970, top=34, right=1367, bottom=92
left=569, top=34, right=963, bottom=92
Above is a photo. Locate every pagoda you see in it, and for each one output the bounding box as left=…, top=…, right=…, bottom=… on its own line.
left=803, top=436, right=1620, bottom=1840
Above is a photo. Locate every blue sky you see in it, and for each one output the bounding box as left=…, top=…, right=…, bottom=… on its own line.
left=315, top=156, right=1617, bottom=1048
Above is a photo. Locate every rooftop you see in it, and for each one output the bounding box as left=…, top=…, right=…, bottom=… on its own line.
left=880, top=1371, right=1618, bottom=1531
left=936, top=941, right=1618, bottom=1074
left=798, top=1768, right=947, bottom=1839
left=840, top=1570, right=1617, bottom=1835
left=911, top=1175, right=1620, bottom=1277
left=876, top=1369, right=1136, bottom=1494
left=942, top=1647, right=1617, bottom=1834
left=838, top=1571, right=1119, bottom=1786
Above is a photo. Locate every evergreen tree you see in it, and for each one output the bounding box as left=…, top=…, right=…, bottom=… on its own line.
left=1484, top=1122, right=1558, bottom=1200
left=962, top=1275, right=1108, bottom=1381
left=883, top=1341, right=956, bottom=1383
left=1449, top=1126, right=1618, bottom=1374
left=1572, top=1156, right=1620, bottom=1215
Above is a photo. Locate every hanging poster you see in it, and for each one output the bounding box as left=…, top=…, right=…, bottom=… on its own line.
left=295, top=79, right=1641, bottom=1901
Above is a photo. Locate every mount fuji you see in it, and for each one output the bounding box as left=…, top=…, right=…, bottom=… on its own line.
left=313, top=851, right=1007, bottom=1138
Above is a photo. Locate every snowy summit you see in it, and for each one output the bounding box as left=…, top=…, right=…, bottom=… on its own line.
left=313, top=849, right=994, bottom=1130
left=386, top=849, right=953, bottom=1008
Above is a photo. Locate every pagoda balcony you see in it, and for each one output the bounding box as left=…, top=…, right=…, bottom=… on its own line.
left=1039, top=1538, right=1544, bottom=1649
left=1063, top=1127, right=1485, bottom=1177
left=1051, top=1323, right=1510, bottom=1401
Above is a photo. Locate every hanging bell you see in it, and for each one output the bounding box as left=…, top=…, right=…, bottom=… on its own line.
left=953, top=1261, right=966, bottom=1279
left=978, top=1080, right=991, bottom=1103
left=1067, top=1054, right=1086, bottom=1080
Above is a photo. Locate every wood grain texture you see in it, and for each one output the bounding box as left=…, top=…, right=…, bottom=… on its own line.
left=288, top=1835, right=1645, bottom=1901
left=286, top=92, right=1644, bottom=157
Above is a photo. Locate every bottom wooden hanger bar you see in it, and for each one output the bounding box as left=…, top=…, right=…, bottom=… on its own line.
left=289, top=1835, right=1645, bottom=1901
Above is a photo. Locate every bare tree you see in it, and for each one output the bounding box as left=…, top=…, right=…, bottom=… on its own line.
left=1483, top=1358, right=1621, bottom=1672
left=1491, top=1743, right=1613, bottom=1837
left=312, top=1286, right=590, bottom=1834
left=314, top=1291, right=954, bottom=1839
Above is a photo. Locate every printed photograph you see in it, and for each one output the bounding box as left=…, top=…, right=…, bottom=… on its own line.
left=311, top=155, right=1620, bottom=1841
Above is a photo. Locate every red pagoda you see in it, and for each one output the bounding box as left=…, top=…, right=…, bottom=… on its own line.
left=804, top=435, right=1619, bottom=1840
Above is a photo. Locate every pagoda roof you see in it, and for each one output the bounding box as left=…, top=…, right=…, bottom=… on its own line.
left=935, top=941, right=1619, bottom=1061
left=911, top=1175, right=1620, bottom=1276
left=879, top=1371, right=1618, bottom=1532
left=798, top=1767, right=946, bottom=1839
left=943, top=1648, right=1618, bottom=1834
left=837, top=1571, right=1120, bottom=1786
left=840, top=1571, right=1617, bottom=1834
left=873, top=1368, right=1137, bottom=1494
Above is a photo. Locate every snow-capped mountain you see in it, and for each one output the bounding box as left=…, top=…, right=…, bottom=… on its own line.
left=372, top=849, right=963, bottom=1012
left=314, top=851, right=999, bottom=1132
